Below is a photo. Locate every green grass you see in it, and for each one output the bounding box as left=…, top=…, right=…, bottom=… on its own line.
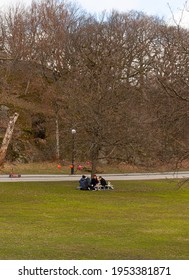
left=0, top=180, right=189, bottom=260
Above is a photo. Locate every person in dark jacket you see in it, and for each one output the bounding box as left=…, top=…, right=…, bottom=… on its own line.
left=99, top=176, right=107, bottom=187
left=79, top=175, right=89, bottom=190
left=90, top=174, right=99, bottom=190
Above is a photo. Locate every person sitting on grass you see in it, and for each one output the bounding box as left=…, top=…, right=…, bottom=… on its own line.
left=98, top=176, right=107, bottom=187
left=79, top=175, right=89, bottom=190
left=89, top=174, right=99, bottom=190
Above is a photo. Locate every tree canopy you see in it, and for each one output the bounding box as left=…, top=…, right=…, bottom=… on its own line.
left=1, top=0, right=189, bottom=171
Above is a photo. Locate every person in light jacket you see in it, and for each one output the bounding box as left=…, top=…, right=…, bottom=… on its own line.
left=79, top=175, right=89, bottom=190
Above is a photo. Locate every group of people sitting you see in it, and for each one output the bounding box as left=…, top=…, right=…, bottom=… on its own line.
left=78, top=174, right=113, bottom=191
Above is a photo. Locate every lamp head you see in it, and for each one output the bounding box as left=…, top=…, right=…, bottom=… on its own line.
left=71, top=129, right=76, bottom=134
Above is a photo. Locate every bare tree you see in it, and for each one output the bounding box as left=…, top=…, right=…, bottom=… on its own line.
left=1, top=0, right=189, bottom=170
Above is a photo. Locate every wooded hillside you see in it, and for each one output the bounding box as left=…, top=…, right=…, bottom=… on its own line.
left=0, top=0, right=189, bottom=171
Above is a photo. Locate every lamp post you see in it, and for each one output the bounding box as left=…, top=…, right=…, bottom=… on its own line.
left=71, top=129, right=76, bottom=175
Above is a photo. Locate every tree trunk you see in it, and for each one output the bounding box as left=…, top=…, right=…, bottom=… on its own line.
left=55, top=116, right=60, bottom=160
left=91, top=143, right=100, bottom=177
left=0, top=112, right=19, bottom=166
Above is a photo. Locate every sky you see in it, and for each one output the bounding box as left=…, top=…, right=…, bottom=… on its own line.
left=0, top=0, right=188, bottom=27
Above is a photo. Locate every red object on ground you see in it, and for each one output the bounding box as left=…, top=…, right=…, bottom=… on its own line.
left=77, top=165, right=83, bottom=170
left=9, top=173, right=21, bottom=178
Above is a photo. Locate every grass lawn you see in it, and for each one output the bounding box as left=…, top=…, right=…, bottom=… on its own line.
left=0, top=180, right=188, bottom=260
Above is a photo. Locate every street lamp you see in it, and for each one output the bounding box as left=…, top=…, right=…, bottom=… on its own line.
left=71, top=129, right=76, bottom=175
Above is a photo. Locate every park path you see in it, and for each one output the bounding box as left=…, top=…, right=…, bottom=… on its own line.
left=0, top=171, right=189, bottom=182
